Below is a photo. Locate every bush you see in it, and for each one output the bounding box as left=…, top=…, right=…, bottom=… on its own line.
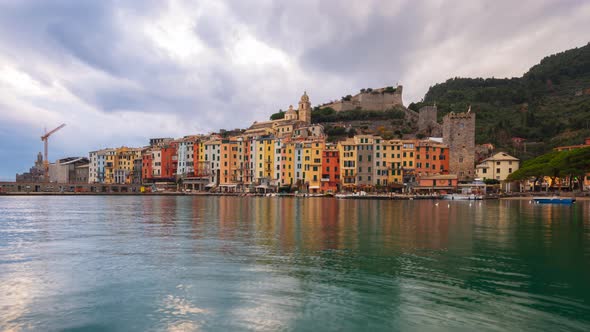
left=270, top=110, right=285, bottom=120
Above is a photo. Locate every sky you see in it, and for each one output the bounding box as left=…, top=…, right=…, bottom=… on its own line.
left=0, top=0, right=589, bottom=180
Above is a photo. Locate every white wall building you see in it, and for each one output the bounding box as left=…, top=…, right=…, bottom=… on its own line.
left=476, top=152, right=520, bottom=181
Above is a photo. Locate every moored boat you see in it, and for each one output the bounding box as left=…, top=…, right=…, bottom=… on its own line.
left=442, top=193, right=483, bottom=200
left=335, top=191, right=367, bottom=199
left=532, top=197, right=576, bottom=204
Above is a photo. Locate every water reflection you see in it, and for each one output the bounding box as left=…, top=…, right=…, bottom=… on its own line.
left=0, top=196, right=589, bottom=331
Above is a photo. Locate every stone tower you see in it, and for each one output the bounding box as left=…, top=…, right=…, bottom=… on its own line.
left=298, top=91, right=311, bottom=123
left=418, top=105, right=441, bottom=137
left=442, top=107, right=476, bottom=181
left=35, top=152, right=44, bottom=170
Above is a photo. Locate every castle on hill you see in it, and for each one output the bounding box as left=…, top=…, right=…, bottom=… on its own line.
left=320, top=85, right=404, bottom=112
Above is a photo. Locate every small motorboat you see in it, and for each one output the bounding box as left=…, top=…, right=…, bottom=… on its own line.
left=532, top=197, right=576, bottom=204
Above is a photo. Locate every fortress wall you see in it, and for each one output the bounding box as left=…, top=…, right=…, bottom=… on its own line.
left=320, top=86, right=404, bottom=112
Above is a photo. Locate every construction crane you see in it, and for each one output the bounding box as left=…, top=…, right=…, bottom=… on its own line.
left=41, top=123, right=66, bottom=182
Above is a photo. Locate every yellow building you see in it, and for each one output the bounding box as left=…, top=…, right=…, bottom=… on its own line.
left=302, top=139, right=325, bottom=193
left=401, top=140, right=416, bottom=177
left=375, top=139, right=403, bottom=187
left=252, top=137, right=275, bottom=182
left=114, top=147, right=143, bottom=184
left=103, top=149, right=117, bottom=184
left=339, top=137, right=357, bottom=190
left=278, top=140, right=296, bottom=188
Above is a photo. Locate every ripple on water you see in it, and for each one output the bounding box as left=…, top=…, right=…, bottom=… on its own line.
left=0, top=196, right=589, bottom=331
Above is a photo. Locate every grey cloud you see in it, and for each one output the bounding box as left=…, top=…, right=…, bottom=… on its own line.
left=195, top=14, right=226, bottom=50
left=1, top=0, right=589, bottom=179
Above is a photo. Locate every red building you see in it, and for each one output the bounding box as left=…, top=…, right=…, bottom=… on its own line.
left=415, top=141, right=449, bottom=177
left=159, top=143, right=178, bottom=180
left=142, top=152, right=153, bottom=182
left=142, top=142, right=178, bottom=183
left=321, top=145, right=340, bottom=193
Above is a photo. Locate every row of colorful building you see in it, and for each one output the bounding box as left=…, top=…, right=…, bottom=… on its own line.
left=81, top=92, right=485, bottom=193
left=87, top=134, right=457, bottom=193
left=15, top=91, right=535, bottom=193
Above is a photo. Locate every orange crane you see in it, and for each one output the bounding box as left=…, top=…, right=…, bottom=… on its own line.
left=41, top=123, right=66, bottom=182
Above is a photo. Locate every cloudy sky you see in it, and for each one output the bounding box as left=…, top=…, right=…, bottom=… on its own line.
left=0, top=0, right=589, bottom=180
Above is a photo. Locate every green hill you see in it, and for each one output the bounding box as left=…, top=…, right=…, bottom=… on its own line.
left=409, top=42, right=590, bottom=159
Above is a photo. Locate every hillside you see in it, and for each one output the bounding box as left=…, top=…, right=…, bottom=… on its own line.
left=409, top=42, right=590, bottom=159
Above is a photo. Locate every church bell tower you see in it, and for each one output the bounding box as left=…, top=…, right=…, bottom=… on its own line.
left=298, top=91, right=311, bottom=123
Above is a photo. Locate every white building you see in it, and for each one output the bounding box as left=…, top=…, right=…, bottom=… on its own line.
left=89, top=148, right=114, bottom=183
left=204, top=139, right=221, bottom=186
left=476, top=152, right=519, bottom=181
left=177, top=138, right=197, bottom=177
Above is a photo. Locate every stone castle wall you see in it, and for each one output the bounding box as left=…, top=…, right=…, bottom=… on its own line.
left=442, top=111, right=476, bottom=181
left=322, top=86, right=404, bottom=112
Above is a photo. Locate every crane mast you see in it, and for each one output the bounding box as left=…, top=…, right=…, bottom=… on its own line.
left=41, top=124, right=66, bottom=182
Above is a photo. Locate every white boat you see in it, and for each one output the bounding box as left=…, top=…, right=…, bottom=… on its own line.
left=443, top=193, right=483, bottom=200
left=335, top=191, right=367, bottom=199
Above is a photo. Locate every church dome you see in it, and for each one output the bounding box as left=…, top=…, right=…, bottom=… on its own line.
left=286, top=105, right=296, bottom=114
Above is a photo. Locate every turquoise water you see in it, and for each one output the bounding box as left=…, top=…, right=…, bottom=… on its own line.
left=1, top=196, right=589, bottom=331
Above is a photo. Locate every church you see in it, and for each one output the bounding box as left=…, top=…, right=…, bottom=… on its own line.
left=245, top=91, right=318, bottom=137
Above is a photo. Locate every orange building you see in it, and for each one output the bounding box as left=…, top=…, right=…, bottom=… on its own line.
left=321, top=144, right=340, bottom=193
left=415, top=174, right=458, bottom=193
left=219, top=139, right=238, bottom=191
left=415, top=140, right=449, bottom=177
